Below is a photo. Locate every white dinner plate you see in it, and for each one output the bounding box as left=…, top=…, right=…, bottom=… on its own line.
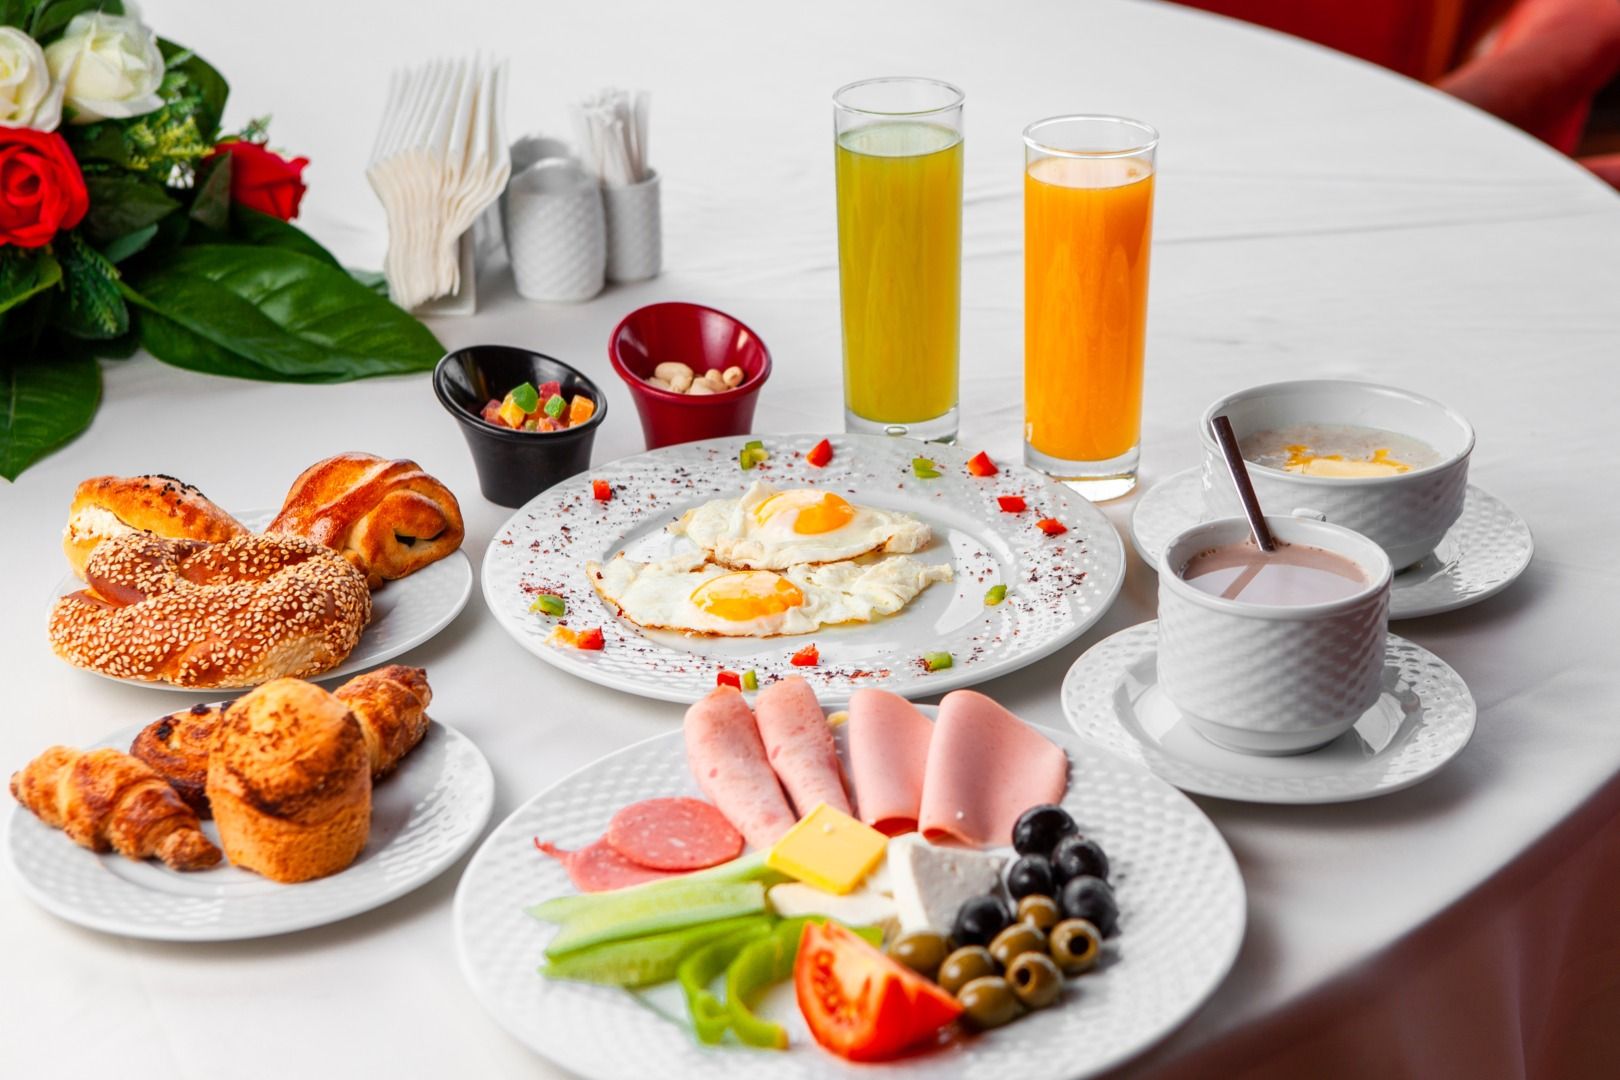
left=453, top=718, right=1244, bottom=1080
left=8, top=718, right=494, bottom=941
left=1062, top=622, right=1476, bottom=804
left=481, top=434, right=1126, bottom=704
left=1129, top=467, right=1533, bottom=620
left=52, top=509, right=474, bottom=692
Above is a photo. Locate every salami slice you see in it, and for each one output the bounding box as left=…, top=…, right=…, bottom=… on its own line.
left=605, top=797, right=744, bottom=871
left=535, top=837, right=680, bottom=893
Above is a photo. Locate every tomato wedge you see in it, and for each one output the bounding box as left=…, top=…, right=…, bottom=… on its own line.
left=805, top=438, right=834, bottom=468
left=794, top=921, right=962, bottom=1061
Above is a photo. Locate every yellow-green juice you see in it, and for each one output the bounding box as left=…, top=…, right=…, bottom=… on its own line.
left=835, top=121, right=963, bottom=426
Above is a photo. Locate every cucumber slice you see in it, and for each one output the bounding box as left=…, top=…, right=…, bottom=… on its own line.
left=541, top=914, right=771, bottom=988
left=543, top=880, right=767, bottom=958
left=528, top=851, right=781, bottom=925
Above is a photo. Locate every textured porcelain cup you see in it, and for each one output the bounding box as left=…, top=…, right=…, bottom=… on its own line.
left=1199, top=380, right=1474, bottom=570
left=1158, top=514, right=1393, bottom=755
left=502, top=158, right=606, bottom=302
left=602, top=169, right=662, bottom=283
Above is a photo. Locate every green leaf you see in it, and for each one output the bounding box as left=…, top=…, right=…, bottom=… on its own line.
left=67, top=121, right=130, bottom=168
left=347, top=267, right=389, bottom=298
left=83, top=176, right=180, bottom=243
left=159, top=38, right=227, bottom=138
left=125, top=245, right=443, bottom=381
left=102, top=223, right=159, bottom=264
left=0, top=249, right=61, bottom=316
left=29, top=0, right=122, bottom=40
left=0, top=353, right=100, bottom=481
left=56, top=232, right=128, bottom=339
left=198, top=205, right=342, bottom=268
left=0, top=1, right=39, bottom=32
left=190, top=154, right=232, bottom=230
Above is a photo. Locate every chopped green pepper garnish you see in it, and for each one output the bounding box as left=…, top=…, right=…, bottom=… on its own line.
left=984, top=584, right=1007, bottom=606
left=543, top=393, right=567, bottom=418
left=744, top=439, right=764, bottom=450
left=509, top=382, right=539, bottom=413
left=741, top=669, right=759, bottom=691
left=911, top=456, right=941, bottom=479
left=923, top=651, right=953, bottom=672
left=739, top=445, right=770, bottom=470
left=530, top=593, right=566, bottom=617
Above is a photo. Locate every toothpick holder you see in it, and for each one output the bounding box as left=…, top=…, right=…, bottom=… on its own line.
left=602, top=169, right=662, bottom=283
left=502, top=159, right=607, bottom=303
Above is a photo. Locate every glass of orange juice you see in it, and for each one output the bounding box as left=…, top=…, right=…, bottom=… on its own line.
left=1024, top=115, right=1158, bottom=500
left=834, top=78, right=964, bottom=442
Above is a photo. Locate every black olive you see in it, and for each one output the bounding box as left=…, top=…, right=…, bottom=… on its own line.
left=1011, top=804, right=1077, bottom=857
left=1059, top=875, right=1119, bottom=937
left=1051, top=835, right=1110, bottom=885
left=1006, top=854, right=1055, bottom=899
left=951, top=894, right=1012, bottom=948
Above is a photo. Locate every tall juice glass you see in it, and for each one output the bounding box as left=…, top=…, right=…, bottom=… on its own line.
left=1024, top=115, right=1158, bottom=500
left=834, top=78, right=964, bottom=442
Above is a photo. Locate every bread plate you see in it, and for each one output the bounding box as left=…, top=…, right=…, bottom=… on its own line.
left=51, top=509, right=474, bottom=692
left=453, top=714, right=1244, bottom=1079
left=481, top=434, right=1126, bottom=704
left=7, top=717, right=493, bottom=941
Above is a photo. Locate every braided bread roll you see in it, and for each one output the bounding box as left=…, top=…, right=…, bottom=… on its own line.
left=267, top=452, right=464, bottom=587
left=10, top=747, right=221, bottom=871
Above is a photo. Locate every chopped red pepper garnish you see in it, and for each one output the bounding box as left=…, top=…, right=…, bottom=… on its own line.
left=997, top=495, right=1027, bottom=513
left=576, top=627, right=605, bottom=650
left=717, top=670, right=742, bottom=689
left=806, top=438, right=834, bottom=468
left=965, top=451, right=998, bottom=477
left=1036, top=517, right=1068, bottom=537
left=592, top=479, right=613, bottom=502
left=790, top=644, right=820, bottom=667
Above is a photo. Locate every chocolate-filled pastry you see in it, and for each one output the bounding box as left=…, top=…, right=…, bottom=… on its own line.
left=266, top=452, right=464, bottom=587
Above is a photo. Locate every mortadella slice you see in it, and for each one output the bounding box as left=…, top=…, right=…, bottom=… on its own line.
left=754, top=677, right=851, bottom=817
left=684, top=686, right=797, bottom=849
left=847, top=688, right=934, bottom=835
left=919, top=690, right=1069, bottom=847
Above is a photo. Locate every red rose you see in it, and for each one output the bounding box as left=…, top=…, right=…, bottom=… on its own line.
left=207, top=140, right=309, bottom=221
left=0, top=126, right=89, bottom=249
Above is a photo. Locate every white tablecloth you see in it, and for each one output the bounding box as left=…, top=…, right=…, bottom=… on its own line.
left=4, top=1, right=1619, bottom=1076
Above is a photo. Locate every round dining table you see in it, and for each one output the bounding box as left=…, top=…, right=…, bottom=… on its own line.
left=4, top=0, right=1618, bottom=1076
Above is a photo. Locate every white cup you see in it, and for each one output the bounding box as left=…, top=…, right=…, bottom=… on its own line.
left=602, top=168, right=662, bottom=283
left=1199, top=380, right=1474, bottom=570
left=1157, top=513, right=1393, bottom=755
left=501, top=158, right=606, bottom=302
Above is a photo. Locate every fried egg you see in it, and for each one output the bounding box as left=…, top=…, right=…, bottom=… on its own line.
left=671, top=481, right=932, bottom=569
left=587, top=550, right=953, bottom=637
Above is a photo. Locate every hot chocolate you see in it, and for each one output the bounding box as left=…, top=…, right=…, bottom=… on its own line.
left=1179, top=539, right=1368, bottom=606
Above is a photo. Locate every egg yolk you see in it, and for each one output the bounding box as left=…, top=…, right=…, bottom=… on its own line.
left=1282, top=445, right=1413, bottom=477
left=690, top=571, right=806, bottom=622
left=753, top=490, right=857, bottom=535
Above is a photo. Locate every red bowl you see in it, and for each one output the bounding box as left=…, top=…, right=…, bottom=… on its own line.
left=609, top=302, right=772, bottom=450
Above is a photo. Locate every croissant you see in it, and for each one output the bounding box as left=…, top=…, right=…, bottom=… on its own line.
left=10, top=746, right=221, bottom=871
left=266, top=452, right=464, bottom=587
left=333, top=664, right=433, bottom=778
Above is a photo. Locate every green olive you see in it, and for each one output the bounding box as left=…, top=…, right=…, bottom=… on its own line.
left=1006, top=951, right=1063, bottom=1009
left=957, top=975, right=1025, bottom=1030
left=887, top=930, right=951, bottom=980
left=988, top=922, right=1047, bottom=968
left=1049, top=918, right=1102, bottom=975
left=1017, top=894, right=1061, bottom=932
left=937, top=945, right=997, bottom=996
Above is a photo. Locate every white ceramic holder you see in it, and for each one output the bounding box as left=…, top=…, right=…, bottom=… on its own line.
left=412, top=231, right=477, bottom=317
left=602, top=168, right=661, bottom=283
left=501, top=158, right=606, bottom=303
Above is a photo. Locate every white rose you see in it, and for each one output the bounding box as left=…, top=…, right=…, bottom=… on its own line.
left=44, top=11, right=165, bottom=125
left=0, top=27, right=62, bottom=131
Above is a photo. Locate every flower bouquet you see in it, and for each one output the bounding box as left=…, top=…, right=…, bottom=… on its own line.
left=0, top=1, right=442, bottom=480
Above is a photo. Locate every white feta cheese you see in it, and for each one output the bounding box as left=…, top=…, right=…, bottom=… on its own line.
left=888, top=834, right=1007, bottom=934
left=767, top=882, right=899, bottom=937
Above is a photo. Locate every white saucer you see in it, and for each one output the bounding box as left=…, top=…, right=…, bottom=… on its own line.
left=1129, top=467, right=1533, bottom=620
left=1062, top=622, right=1475, bottom=804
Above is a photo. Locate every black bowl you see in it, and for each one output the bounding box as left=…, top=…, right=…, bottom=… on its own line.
left=434, top=345, right=608, bottom=507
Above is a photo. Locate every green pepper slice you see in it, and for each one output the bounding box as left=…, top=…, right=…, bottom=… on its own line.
left=723, top=917, right=883, bottom=1049
left=677, top=922, right=774, bottom=1044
